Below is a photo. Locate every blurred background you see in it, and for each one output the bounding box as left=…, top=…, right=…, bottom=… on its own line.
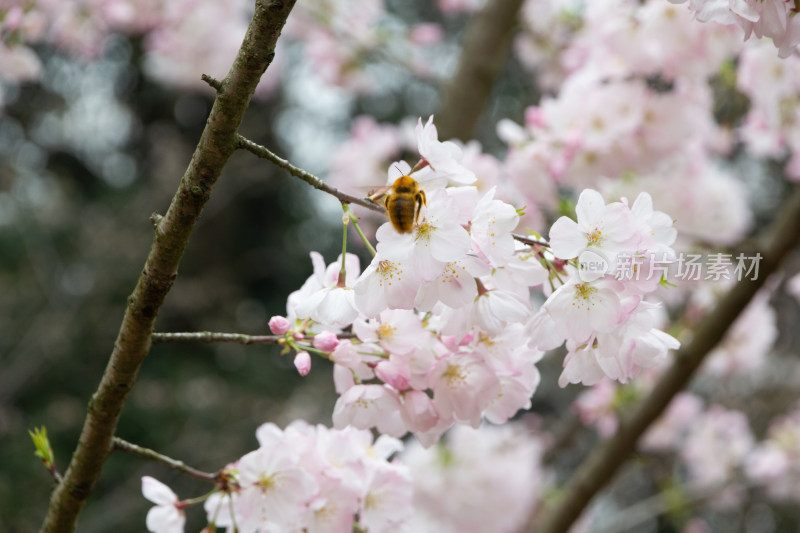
left=3, top=0, right=800, bottom=532
left=0, top=2, right=526, bottom=530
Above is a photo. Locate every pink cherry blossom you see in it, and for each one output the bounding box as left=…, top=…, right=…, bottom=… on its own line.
left=332, top=384, right=407, bottom=437
left=353, top=255, right=419, bottom=317
left=548, top=189, right=635, bottom=270
left=359, top=464, right=414, bottom=533
left=745, top=407, right=800, bottom=501
left=400, top=389, right=441, bottom=434
left=415, top=116, right=476, bottom=185
left=471, top=286, right=531, bottom=335
left=376, top=187, right=472, bottom=281
left=234, top=446, right=319, bottom=531
left=294, top=252, right=361, bottom=329
left=470, top=187, right=520, bottom=268
left=681, top=405, right=754, bottom=493
left=428, top=353, right=501, bottom=428
left=414, top=254, right=490, bottom=311
left=353, top=309, right=429, bottom=356
left=543, top=276, right=624, bottom=345
left=401, top=423, right=547, bottom=532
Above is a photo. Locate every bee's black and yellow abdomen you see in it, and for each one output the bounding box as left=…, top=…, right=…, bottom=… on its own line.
left=387, top=195, right=417, bottom=233
left=385, top=175, right=424, bottom=234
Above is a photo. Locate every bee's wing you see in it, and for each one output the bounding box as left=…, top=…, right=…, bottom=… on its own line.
left=362, top=185, right=391, bottom=201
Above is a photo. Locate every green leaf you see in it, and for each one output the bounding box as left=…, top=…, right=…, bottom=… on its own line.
left=29, top=426, right=55, bottom=466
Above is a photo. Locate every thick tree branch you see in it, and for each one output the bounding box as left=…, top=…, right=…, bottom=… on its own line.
left=112, top=437, right=218, bottom=483
left=236, top=134, right=385, bottom=213
left=40, top=2, right=297, bottom=531
left=435, top=0, right=525, bottom=140
left=533, top=186, right=800, bottom=533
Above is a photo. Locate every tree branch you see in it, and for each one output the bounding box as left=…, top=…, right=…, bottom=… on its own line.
left=152, top=331, right=283, bottom=345
left=533, top=186, right=800, bottom=533
left=112, top=437, right=218, bottom=483
left=201, top=73, right=223, bottom=91
left=435, top=0, right=525, bottom=140
left=40, top=2, right=297, bottom=531
left=512, top=233, right=549, bottom=247
left=236, top=134, right=385, bottom=213
left=151, top=331, right=357, bottom=345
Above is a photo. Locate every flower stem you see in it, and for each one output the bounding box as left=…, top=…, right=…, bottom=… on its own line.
left=339, top=206, right=349, bottom=286
left=344, top=205, right=377, bottom=257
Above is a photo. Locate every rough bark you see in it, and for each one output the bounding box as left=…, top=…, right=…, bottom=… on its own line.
left=39, top=1, right=297, bottom=531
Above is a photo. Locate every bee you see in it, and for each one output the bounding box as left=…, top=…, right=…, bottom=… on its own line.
left=384, top=175, right=426, bottom=233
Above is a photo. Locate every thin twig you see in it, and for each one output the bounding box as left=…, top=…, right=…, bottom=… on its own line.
left=532, top=186, right=800, bottom=533
left=201, top=73, right=223, bottom=91
left=235, top=134, right=385, bottom=213
left=512, top=233, right=549, bottom=247
left=152, top=332, right=282, bottom=345
left=151, top=331, right=357, bottom=345
left=112, top=437, right=218, bottom=483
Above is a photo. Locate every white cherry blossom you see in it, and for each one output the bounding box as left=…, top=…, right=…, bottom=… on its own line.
left=142, top=477, right=184, bottom=533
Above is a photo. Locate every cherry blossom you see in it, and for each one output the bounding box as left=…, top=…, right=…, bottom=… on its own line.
left=549, top=188, right=635, bottom=274
left=414, top=116, right=477, bottom=186
left=428, top=353, right=501, bottom=428
left=745, top=406, right=800, bottom=502
left=353, top=255, right=420, bottom=317
left=681, top=406, right=755, bottom=495
left=234, top=445, right=319, bottom=531
left=332, top=384, right=407, bottom=437
left=293, top=252, right=361, bottom=329
left=401, top=423, right=548, bottom=533
left=141, top=476, right=185, bottom=533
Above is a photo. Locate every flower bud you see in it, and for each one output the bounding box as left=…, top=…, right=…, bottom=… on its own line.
left=312, top=330, right=339, bottom=352
left=294, top=351, right=311, bottom=376
left=268, top=315, right=290, bottom=335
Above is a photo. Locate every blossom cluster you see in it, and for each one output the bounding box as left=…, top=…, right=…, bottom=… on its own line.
left=736, top=40, right=800, bottom=180
left=533, top=188, right=681, bottom=387
left=669, top=0, right=800, bottom=57
left=269, top=117, right=682, bottom=447
left=142, top=421, right=413, bottom=533
left=746, top=404, right=800, bottom=502
left=400, top=423, right=549, bottom=533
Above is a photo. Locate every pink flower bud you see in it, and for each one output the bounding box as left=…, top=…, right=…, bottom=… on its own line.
left=294, top=351, right=311, bottom=376
left=268, top=315, right=290, bottom=335
left=312, top=330, right=339, bottom=352
left=409, top=23, right=443, bottom=45
left=524, top=106, right=545, bottom=128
